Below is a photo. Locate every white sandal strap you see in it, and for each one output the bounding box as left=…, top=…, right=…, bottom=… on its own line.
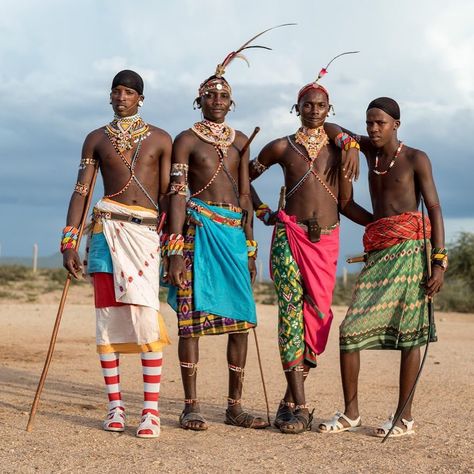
left=103, top=407, right=126, bottom=430
left=320, top=411, right=360, bottom=432
left=136, top=413, right=161, bottom=437
left=401, top=418, right=414, bottom=431
left=377, top=415, right=414, bottom=436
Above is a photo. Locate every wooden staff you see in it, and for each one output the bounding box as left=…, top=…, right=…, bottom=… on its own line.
left=252, top=328, right=271, bottom=426
left=240, top=125, right=271, bottom=424
left=242, top=126, right=260, bottom=157
left=346, top=254, right=367, bottom=264
left=26, top=164, right=99, bottom=432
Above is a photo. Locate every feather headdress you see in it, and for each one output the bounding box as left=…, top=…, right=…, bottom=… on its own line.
left=198, top=23, right=296, bottom=97
left=297, top=51, right=359, bottom=102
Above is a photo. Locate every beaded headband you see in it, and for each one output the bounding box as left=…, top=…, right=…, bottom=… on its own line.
left=197, top=23, right=296, bottom=98
left=297, top=51, right=359, bottom=103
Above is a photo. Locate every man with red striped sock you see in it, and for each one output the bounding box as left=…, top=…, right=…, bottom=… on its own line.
left=62, top=70, right=171, bottom=438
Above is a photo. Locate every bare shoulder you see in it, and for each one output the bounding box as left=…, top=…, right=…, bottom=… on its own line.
left=148, top=124, right=172, bottom=144
left=174, top=128, right=197, bottom=145
left=233, top=129, right=249, bottom=148
left=83, top=126, right=106, bottom=147
left=405, top=145, right=430, bottom=167
left=263, top=136, right=288, bottom=156
left=173, top=129, right=200, bottom=156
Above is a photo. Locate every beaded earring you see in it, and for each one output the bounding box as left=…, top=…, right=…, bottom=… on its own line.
left=138, top=100, right=144, bottom=107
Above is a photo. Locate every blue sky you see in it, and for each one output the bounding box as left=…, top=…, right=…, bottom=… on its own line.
left=0, top=0, right=473, bottom=274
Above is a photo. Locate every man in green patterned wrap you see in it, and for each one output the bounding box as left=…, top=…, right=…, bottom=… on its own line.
left=319, top=97, right=447, bottom=438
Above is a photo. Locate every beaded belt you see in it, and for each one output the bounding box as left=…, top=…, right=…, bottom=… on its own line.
left=93, top=209, right=157, bottom=227
left=277, top=220, right=339, bottom=235
left=296, top=220, right=339, bottom=234
left=186, top=200, right=242, bottom=227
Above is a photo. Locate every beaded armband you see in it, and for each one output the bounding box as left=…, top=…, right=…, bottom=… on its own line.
left=250, top=158, right=268, bottom=176
left=60, top=226, right=79, bottom=253
left=246, top=239, right=258, bottom=259
left=168, top=233, right=185, bottom=256
left=78, top=157, right=97, bottom=170
left=160, top=233, right=169, bottom=258
left=255, top=203, right=272, bottom=224
left=74, top=181, right=89, bottom=196
left=169, top=182, right=188, bottom=196
left=335, top=132, right=360, bottom=151
left=170, top=163, right=189, bottom=179
left=431, top=247, right=448, bottom=271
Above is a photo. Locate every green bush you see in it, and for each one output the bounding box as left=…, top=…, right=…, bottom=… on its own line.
left=0, top=265, right=33, bottom=284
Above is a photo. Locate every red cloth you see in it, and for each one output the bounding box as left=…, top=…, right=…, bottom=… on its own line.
left=363, top=211, right=431, bottom=252
left=276, top=210, right=339, bottom=356
left=93, top=272, right=124, bottom=308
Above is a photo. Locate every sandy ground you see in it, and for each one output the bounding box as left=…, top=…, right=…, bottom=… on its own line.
left=1, top=286, right=473, bottom=474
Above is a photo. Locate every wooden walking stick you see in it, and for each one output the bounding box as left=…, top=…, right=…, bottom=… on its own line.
left=26, top=164, right=99, bottom=432
left=252, top=328, right=271, bottom=426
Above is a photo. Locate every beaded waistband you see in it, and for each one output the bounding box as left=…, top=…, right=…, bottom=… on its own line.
left=278, top=220, right=339, bottom=235
left=187, top=200, right=242, bottom=227
left=203, top=200, right=242, bottom=213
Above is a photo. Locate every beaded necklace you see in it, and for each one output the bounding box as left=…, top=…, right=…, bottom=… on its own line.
left=104, top=114, right=158, bottom=210
left=372, top=141, right=404, bottom=175
left=189, top=120, right=237, bottom=198
left=105, top=113, right=151, bottom=152
left=294, top=126, right=329, bottom=161
left=287, top=136, right=338, bottom=203
left=191, top=119, right=236, bottom=157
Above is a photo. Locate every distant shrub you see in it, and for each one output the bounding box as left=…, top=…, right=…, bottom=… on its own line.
left=0, top=265, right=32, bottom=284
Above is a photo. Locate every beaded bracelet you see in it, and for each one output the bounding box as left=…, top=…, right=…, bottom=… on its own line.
left=160, top=233, right=169, bottom=258
left=431, top=247, right=448, bottom=259
left=169, top=182, right=188, bottom=196
left=255, top=203, right=272, bottom=224
left=168, top=233, right=185, bottom=256
left=431, top=247, right=448, bottom=270
left=60, top=226, right=79, bottom=253
left=335, top=132, right=360, bottom=151
left=246, top=239, right=258, bottom=259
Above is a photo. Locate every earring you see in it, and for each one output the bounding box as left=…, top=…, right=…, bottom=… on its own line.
left=290, top=104, right=297, bottom=114
left=230, top=101, right=236, bottom=112
left=193, top=99, right=198, bottom=110
left=138, top=100, right=143, bottom=107
left=109, top=100, right=112, bottom=104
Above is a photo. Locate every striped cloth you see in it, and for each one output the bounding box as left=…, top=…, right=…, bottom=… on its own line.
left=340, top=213, right=436, bottom=352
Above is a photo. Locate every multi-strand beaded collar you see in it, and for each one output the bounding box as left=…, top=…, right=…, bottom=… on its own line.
left=191, top=119, right=236, bottom=157
left=105, top=113, right=150, bottom=152
left=294, top=126, right=329, bottom=161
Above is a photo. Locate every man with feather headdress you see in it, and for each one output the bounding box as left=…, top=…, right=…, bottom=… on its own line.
left=166, top=27, right=293, bottom=431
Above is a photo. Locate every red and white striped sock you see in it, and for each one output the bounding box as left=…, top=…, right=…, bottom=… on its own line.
left=141, top=351, right=163, bottom=417
left=99, top=352, right=124, bottom=412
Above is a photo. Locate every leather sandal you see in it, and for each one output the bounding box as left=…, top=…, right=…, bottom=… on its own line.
left=274, top=400, right=295, bottom=429
left=179, top=410, right=208, bottom=431
left=279, top=408, right=314, bottom=434
left=224, top=409, right=269, bottom=429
